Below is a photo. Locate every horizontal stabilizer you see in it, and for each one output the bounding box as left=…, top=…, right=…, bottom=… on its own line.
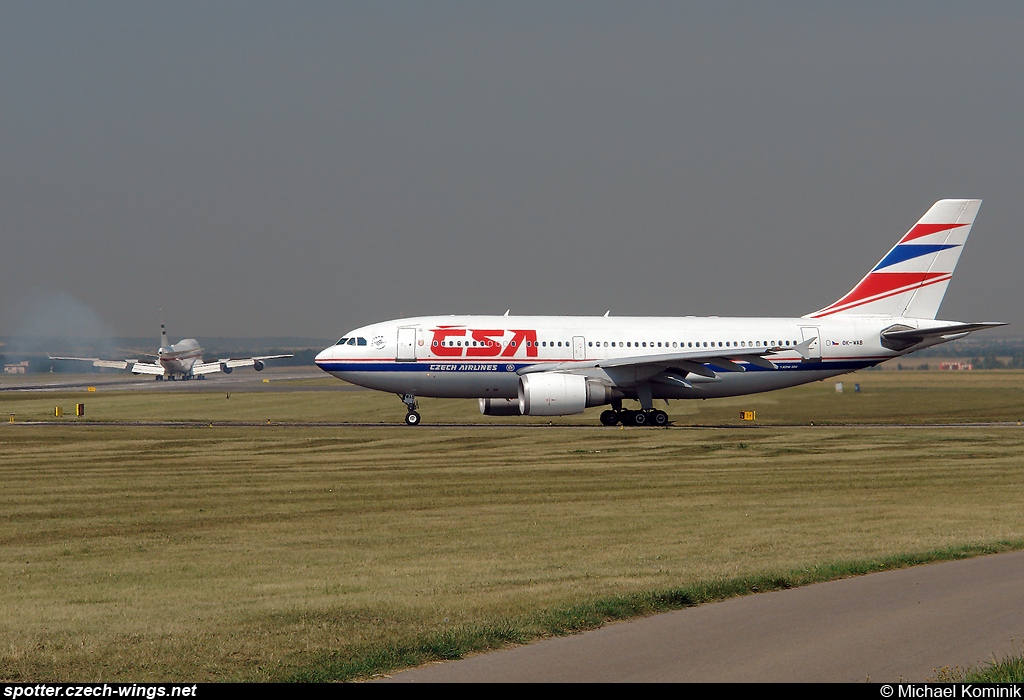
left=881, top=322, right=1007, bottom=343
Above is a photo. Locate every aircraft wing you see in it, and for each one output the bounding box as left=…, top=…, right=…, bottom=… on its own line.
left=129, top=362, right=165, bottom=376
left=49, top=355, right=165, bottom=376
left=517, top=337, right=818, bottom=382
left=224, top=354, right=293, bottom=369
left=49, top=356, right=132, bottom=371
left=191, top=354, right=293, bottom=375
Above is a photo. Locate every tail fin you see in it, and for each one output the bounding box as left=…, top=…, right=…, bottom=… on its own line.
left=160, top=322, right=171, bottom=351
left=805, top=199, right=981, bottom=319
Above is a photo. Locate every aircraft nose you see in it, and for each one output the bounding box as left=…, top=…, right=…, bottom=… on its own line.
left=314, top=346, right=333, bottom=367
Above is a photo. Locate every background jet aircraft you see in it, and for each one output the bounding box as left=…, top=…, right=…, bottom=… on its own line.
left=51, top=324, right=292, bottom=380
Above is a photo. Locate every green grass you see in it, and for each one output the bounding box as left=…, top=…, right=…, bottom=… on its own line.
left=933, top=652, right=1024, bottom=682
left=288, top=542, right=1024, bottom=682
left=2, top=386, right=1024, bottom=681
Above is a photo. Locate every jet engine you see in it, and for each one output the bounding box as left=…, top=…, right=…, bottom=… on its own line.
left=479, top=398, right=521, bottom=416
left=253, top=360, right=265, bottom=371
left=518, top=374, right=613, bottom=416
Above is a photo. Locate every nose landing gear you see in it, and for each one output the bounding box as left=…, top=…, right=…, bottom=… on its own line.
left=400, top=394, right=421, bottom=426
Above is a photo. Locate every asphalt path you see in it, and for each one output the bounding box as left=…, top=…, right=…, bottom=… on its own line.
left=379, top=550, right=1024, bottom=683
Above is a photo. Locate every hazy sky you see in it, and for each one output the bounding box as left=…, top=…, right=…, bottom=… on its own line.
left=3, top=2, right=1023, bottom=340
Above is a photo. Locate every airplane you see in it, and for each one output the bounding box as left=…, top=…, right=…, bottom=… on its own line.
left=315, top=199, right=1006, bottom=426
left=51, top=324, right=292, bottom=380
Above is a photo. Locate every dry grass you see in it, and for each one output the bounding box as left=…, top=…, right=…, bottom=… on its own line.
left=2, top=401, right=1024, bottom=679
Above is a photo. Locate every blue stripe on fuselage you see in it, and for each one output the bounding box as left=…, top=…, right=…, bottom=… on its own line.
left=316, top=359, right=881, bottom=374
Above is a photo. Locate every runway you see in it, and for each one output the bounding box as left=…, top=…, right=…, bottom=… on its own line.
left=379, top=550, right=1024, bottom=683
left=0, top=367, right=353, bottom=393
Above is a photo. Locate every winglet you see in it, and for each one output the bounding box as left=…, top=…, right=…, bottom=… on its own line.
left=794, top=336, right=817, bottom=360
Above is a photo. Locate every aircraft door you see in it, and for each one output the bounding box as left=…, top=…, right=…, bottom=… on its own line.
left=799, top=326, right=821, bottom=360
left=572, top=336, right=586, bottom=361
left=396, top=327, right=417, bottom=362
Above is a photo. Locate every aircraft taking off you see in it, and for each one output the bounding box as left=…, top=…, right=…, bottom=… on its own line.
left=315, top=199, right=1005, bottom=426
left=51, top=324, right=292, bottom=380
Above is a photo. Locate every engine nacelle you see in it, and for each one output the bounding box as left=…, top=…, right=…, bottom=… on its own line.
left=220, top=363, right=233, bottom=374
left=518, top=374, right=613, bottom=416
left=253, top=360, right=265, bottom=371
left=479, top=398, right=522, bottom=416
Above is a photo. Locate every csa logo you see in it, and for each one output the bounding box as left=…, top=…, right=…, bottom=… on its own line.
left=429, top=327, right=538, bottom=358
left=372, top=335, right=386, bottom=349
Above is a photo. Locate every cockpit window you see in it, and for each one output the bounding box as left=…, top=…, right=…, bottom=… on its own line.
left=347, top=338, right=357, bottom=346
left=357, top=338, right=367, bottom=346
left=336, top=338, right=348, bottom=345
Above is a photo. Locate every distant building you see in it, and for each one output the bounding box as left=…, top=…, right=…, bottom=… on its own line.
left=939, top=362, right=973, bottom=370
left=4, top=361, right=30, bottom=374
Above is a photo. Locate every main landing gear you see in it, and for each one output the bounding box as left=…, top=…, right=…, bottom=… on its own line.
left=599, top=408, right=670, bottom=427
left=400, top=394, right=421, bottom=426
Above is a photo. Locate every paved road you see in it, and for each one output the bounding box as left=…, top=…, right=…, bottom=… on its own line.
left=381, top=551, right=1024, bottom=683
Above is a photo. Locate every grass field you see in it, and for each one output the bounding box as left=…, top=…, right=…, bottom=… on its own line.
left=5, top=367, right=1024, bottom=426
left=2, top=370, right=1024, bottom=681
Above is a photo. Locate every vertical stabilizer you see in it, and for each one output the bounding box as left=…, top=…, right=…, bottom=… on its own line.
left=805, top=199, right=981, bottom=319
left=160, top=323, right=171, bottom=351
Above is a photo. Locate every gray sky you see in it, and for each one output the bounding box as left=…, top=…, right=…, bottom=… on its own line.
left=3, top=2, right=1022, bottom=340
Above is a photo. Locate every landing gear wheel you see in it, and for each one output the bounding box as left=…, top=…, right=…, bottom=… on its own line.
left=653, top=410, right=669, bottom=426
left=600, top=410, right=619, bottom=426
left=399, top=394, right=420, bottom=425
left=631, top=411, right=648, bottom=426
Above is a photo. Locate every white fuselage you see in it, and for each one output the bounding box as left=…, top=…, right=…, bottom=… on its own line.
left=158, top=339, right=204, bottom=377
left=315, top=314, right=934, bottom=402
